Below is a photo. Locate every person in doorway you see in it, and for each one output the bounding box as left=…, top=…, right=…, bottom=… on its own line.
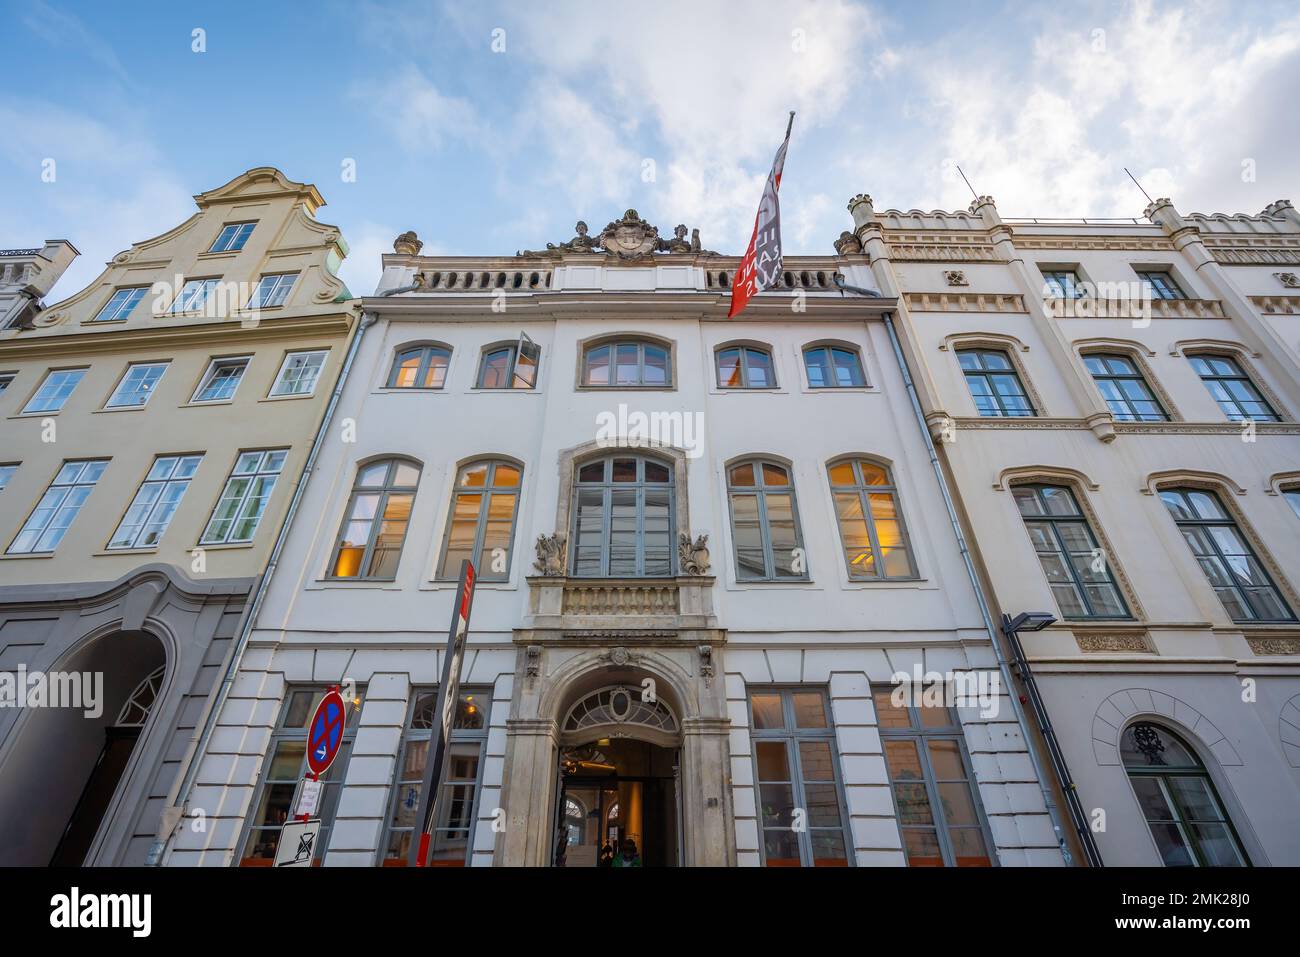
left=598, top=842, right=614, bottom=867
left=611, top=838, right=642, bottom=868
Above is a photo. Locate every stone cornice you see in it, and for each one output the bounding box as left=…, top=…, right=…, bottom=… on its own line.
left=951, top=417, right=1300, bottom=435
left=904, top=292, right=1026, bottom=313
left=365, top=292, right=898, bottom=321
left=0, top=311, right=354, bottom=361
left=1251, top=295, right=1300, bottom=315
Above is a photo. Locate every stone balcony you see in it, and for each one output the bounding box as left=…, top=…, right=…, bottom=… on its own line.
left=526, top=576, right=717, bottom=632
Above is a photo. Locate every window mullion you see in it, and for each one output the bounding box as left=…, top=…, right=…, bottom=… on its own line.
left=601, top=486, right=612, bottom=578
left=1051, top=517, right=1094, bottom=617
left=757, top=487, right=776, bottom=580
left=860, top=487, right=884, bottom=576
left=359, top=489, right=388, bottom=579
left=915, top=732, right=959, bottom=867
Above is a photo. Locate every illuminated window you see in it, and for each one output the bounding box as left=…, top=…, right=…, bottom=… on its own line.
left=328, top=459, right=420, bottom=580
left=437, top=459, right=522, bottom=580
left=476, top=340, right=539, bottom=389
left=828, top=458, right=915, bottom=579
left=388, top=345, right=451, bottom=389
left=581, top=340, right=671, bottom=387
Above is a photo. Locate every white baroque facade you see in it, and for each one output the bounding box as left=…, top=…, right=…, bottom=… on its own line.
left=167, top=211, right=1065, bottom=868
left=843, top=193, right=1300, bottom=866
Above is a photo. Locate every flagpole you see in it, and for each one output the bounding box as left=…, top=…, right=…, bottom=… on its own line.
left=785, top=110, right=795, bottom=138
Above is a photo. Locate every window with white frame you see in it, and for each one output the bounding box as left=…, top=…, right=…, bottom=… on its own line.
left=169, top=278, right=220, bottom=314
left=748, top=688, right=852, bottom=867
left=22, top=369, right=86, bottom=414
left=105, top=362, right=168, bottom=409
left=92, top=286, right=149, bottom=322
left=210, top=222, right=256, bottom=253
left=201, top=449, right=288, bottom=545
left=0, top=372, right=13, bottom=396
left=192, top=356, right=250, bottom=403
left=108, top=454, right=202, bottom=549
left=0, top=464, right=16, bottom=491
left=380, top=689, right=490, bottom=866
left=239, top=685, right=365, bottom=866
left=437, top=459, right=522, bottom=580
left=874, top=689, right=994, bottom=867
left=803, top=345, right=865, bottom=388
left=8, top=460, right=107, bottom=554
left=245, top=273, right=298, bottom=309
left=270, top=350, right=327, bottom=397
left=727, top=459, right=807, bottom=580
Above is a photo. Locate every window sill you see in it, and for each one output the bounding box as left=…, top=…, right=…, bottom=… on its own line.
left=194, top=541, right=257, bottom=551
left=464, top=388, right=540, bottom=395
left=0, top=551, right=55, bottom=560
left=574, top=385, right=677, bottom=393
left=94, top=405, right=148, bottom=414
left=259, top=393, right=316, bottom=403
left=197, top=250, right=239, bottom=260
left=800, top=387, right=878, bottom=395
left=181, top=399, right=236, bottom=408
left=306, top=579, right=404, bottom=590
left=94, top=547, right=159, bottom=557
left=10, top=411, right=62, bottom=419
left=725, top=579, right=820, bottom=591
left=837, top=578, right=934, bottom=590
left=708, top=387, right=790, bottom=396
left=419, top=580, right=518, bottom=591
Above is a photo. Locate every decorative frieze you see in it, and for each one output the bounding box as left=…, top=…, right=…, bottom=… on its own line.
left=1075, top=631, right=1154, bottom=654
left=1246, top=637, right=1300, bottom=656
left=1250, top=295, right=1300, bottom=314
left=561, top=580, right=679, bottom=616
left=1204, top=239, right=1300, bottom=266
left=1013, top=236, right=1175, bottom=252
left=904, top=291, right=1026, bottom=313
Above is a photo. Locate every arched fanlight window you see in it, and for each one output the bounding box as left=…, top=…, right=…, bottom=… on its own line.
left=437, top=459, right=523, bottom=581
left=727, top=459, right=807, bottom=580
left=1121, top=722, right=1249, bottom=867
left=328, top=458, right=420, bottom=580
left=562, top=685, right=679, bottom=735
left=116, top=665, right=165, bottom=727
left=581, top=339, right=671, bottom=388
left=828, top=458, right=915, bottom=579
left=570, top=454, right=675, bottom=577
left=389, top=345, right=451, bottom=389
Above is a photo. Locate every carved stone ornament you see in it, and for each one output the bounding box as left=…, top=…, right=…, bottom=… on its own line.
left=393, top=230, right=423, bottom=255
left=599, top=209, right=661, bottom=261
left=533, top=532, right=567, bottom=576
left=834, top=231, right=862, bottom=255
left=677, top=533, right=711, bottom=576
left=698, top=645, right=714, bottom=687
left=517, top=211, right=714, bottom=261
left=526, top=644, right=543, bottom=678
left=597, top=646, right=641, bottom=667
left=944, top=269, right=969, bottom=286
left=1274, top=271, right=1300, bottom=289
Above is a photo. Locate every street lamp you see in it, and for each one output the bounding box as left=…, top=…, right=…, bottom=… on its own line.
left=1003, top=611, right=1056, bottom=634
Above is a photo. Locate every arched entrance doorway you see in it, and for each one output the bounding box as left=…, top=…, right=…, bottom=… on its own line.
left=0, top=629, right=166, bottom=865
left=552, top=684, right=681, bottom=867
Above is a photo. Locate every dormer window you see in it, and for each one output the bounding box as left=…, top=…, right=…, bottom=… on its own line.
left=210, top=222, right=256, bottom=253
left=92, top=287, right=149, bottom=323
left=170, top=279, right=220, bottom=314
left=245, top=273, right=298, bottom=309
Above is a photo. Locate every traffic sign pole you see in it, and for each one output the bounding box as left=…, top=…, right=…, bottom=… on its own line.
left=409, top=559, right=476, bottom=867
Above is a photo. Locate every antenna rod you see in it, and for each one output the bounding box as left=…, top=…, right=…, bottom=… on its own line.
left=1124, top=167, right=1155, bottom=204
left=956, top=165, right=979, bottom=200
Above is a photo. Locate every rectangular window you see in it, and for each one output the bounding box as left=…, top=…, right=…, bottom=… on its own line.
left=438, top=460, right=522, bottom=581
left=270, top=350, right=327, bottom=397
left=22, top=369, right=87, bottom=414
left=7, top=459, right=107, bottom=554
left=380, top=689, right=490, bottom=866
left=239, top=686, right=364, bottom=866
left=1285, top=489, right=1300, bottom=521
left=1135, top=268, right=1186, bottom=300
left=192, top=356, right=250, bottom=403
left=803, top=346, right=865, bottom=388
left=1083, top=354, right=1168, bottom=421
left=748, top=688, right=851, bottom=867
left=727, top=460, right=807, bottom=580
left=108, top=454, right=202, bottom=549
left=1161, top=488, right=1295, bottom=623
left=874, top=689, right=993, bottom=867
left=828, top=459, right=915, bottom=580
left=105, top=362, right=168, bottom=409
left=957, top=349, right=1034, bottom=417
left=1188, top=355, right=1279, bottom=422
left=210, top=222, right=256, bottom=253
left=201, top=449, right=288, bottom=545
left=92, top=287, right=149, bottom=322
left=0, top=373, right=13, bottom=396
left=1040, top=269, right=1082, bottom=299
left=170, top=278, right=220, bottom=313
left=245, top=273, right=298, bottom=309
left=0, top=464, right=16, bottom=491
left=1013, top=484, right=1129, bottom=619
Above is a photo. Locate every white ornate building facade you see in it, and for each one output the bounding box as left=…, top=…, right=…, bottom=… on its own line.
left=166, top=211, right=1067, bottom=867
left=839, top=193, right=1300, bottom=865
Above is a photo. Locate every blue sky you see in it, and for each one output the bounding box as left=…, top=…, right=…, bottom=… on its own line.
left=3, top=0, right=1298, bottom=300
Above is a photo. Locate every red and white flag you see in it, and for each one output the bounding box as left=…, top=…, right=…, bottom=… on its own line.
left=728, top=112, right=795, bottom=318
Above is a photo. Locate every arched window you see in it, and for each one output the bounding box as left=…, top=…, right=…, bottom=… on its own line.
left=803, top=344, right=865, bottom=389
left=716, top=344, right=775, bottom=389
left=956, top=348, right=1035, bottom=417
left=389, top=345, right=451, bottom=389
left=476, top=340, right=539, bottom=390
left=437, top=459, right=523, bottom=581
left=828, top=458, right=915, bottom=579
left=571, top=454, right=674, bottom=577
left=581, top=339, right=671, bottom=388
left=727, top=459, right=807, bottom=580
left=1121, top=722, right=1248, bottom=867
left=328, top=458, right=420, bottom=580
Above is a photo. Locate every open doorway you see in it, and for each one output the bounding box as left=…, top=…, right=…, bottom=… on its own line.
left=554, top=739, right=679, bottom=867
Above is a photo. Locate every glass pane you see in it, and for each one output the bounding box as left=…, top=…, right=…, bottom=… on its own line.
left=584, top=345, right=610, bottom=385
left=928, top=740, right=967, bottom=779
left=643, top=345, right=668, bottom=385
left=750, top=693, right=784, bottom=730
left=1120, top=724, right=1199, bottom=768
left=949, top=826, right=991, bottom=866
left=763, top=829, right=800, bottom=867
left=578, top=462, right=604, bottom=483
left=745, top=349, right=773, bottom=388
left=1148, top=822, right=1195, bottom=867
left=902, top=828, right=944, bottom=866
left=884, top=740, right=925, bottom=781
left=614, top=344, right=639, bottom=385
left=717, top=348, right=742, bottom=388
left=810, top=830, right=848, bottom=866
left=792, top=692, right=827, bottom=728
left=937, top=782, right=978, bottom=826
left=730, top=463, right=755, bottom=487
left=643, top=460, right=670, bottom=483
left=798, top=741, right=835, bottom=780
left=1190, top=823, right=1245, bottom=867
left=804, top=784, right=842, bottom=828
left=894, top=782, right=934, bottom=825
left=761, top=463, right=789, bottom=486
left=755, top=741, right=790, bottom=781
left=758, top=783, right=794, bottom=827
left=872, top=691, right=911, bottom=729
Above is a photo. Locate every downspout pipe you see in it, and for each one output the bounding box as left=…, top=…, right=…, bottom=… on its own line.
left=834, top=275, right=1081, bottom=866
left=150, top=286, right=411, bottom=864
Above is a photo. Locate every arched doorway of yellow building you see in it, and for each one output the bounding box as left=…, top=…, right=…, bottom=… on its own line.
left=552, top=684, right=681, bottom=867
left=0, top=628, right=167, bottom=865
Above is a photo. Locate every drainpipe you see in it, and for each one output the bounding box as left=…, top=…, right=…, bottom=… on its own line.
left=834, top=275, right=1080, bottom=867
left=148, top=287, right=407, bottom=864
